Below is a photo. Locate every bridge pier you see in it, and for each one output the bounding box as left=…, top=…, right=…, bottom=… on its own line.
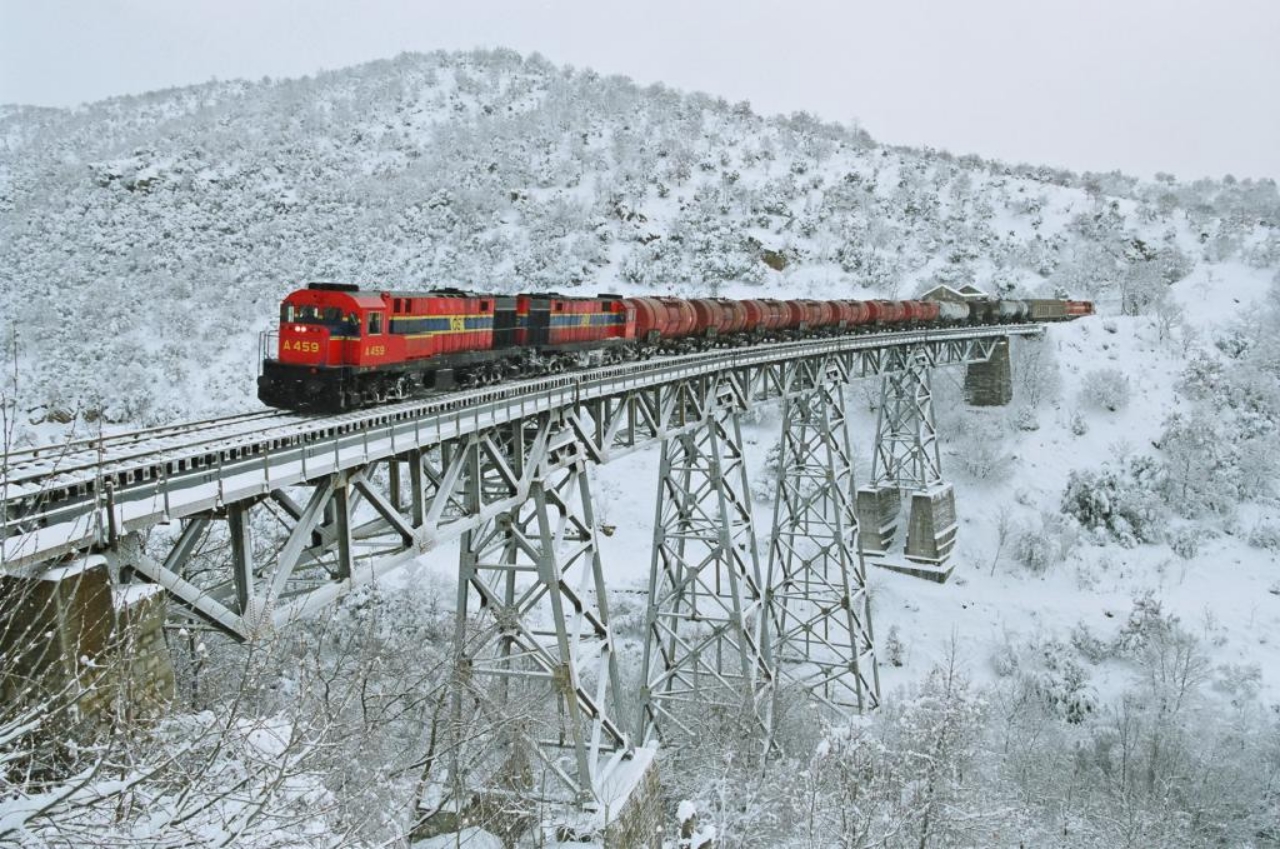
left=860, top=350, right=957, bottom=581
left=0, top=554, right=174, bottom=740
left=964, top=337, right=1013, bottom=406
left=637, top=401, right=773, bottom=745
left=438, top=412, right=634, bottom=840
left=764, top=382, right=880, bottom=714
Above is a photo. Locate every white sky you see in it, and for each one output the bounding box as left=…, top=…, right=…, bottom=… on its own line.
left=2, top=0, right=1278, bottom=181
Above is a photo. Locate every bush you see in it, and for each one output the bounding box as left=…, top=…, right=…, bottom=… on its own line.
left=1010, top=405, right=1039, bottom=431
left=951, top=412, right=1011, bottom=481
left=1013, top=527, right=1052, bottom=573
left=1079, top=367, right=1131, bottom=412
left=1113, top=591, right=1176, bottom=657
left=1032, top=640, right=1097, bottom=723
left=1012, top=512, right=1078, bottom=573
left=884, top=625, right=905, bottom=667
left=1248, top=521, right=1280, bottom=551
left=1070, top=622, right=1110, bottom=664
left=1168, top=527, right=1201, bottom=559
left=1061, top=457, right=1164, bottom=545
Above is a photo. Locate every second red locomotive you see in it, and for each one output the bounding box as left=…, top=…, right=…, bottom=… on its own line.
left=258, top=284, right=1092, bottom=412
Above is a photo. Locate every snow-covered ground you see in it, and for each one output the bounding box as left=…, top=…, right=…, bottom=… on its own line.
left=4, top=47, right=1279, bottom=849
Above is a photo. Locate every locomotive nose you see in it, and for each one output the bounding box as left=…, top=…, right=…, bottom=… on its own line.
left=278, top=324, right=330, bottom=365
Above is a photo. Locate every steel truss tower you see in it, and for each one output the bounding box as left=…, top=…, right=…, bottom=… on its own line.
left=448, top=412, right=630, bottom=813
left=861, top=348, right=957, bottom=573
left=637, top=403, right=773, bottom=744
left=765, top=382, right=880, bottom=714
left=870, top=348, right=943, bottom=492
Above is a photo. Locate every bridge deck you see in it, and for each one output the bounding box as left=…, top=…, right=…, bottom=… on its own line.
left=2, top=324, right=1041, bottom=572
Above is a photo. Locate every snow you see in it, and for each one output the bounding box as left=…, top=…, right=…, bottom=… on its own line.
left=3, top=46, right=1279, bottom=848
left=112, top=582, right=163, bottom=609
left=37, top=553, right=106, bottom=581
left=412, top=828, right=503, bottom=849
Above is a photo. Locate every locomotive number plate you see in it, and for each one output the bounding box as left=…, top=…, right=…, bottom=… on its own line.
left=364, top=345, right=387, bottom=356
left=449, top=315, right=465, bottom=332
left=283, top=340, right=320, bottom=353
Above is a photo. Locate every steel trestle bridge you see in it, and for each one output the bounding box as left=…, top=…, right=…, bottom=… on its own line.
left=1, top=323, right=1042, bottom=826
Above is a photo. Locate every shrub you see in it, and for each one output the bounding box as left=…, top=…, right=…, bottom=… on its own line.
left=1113, top=591, right=1176, bottom=657
left=1012, top=512, right=1078, bottom=573
left=951, top=412, right=1011, bottom=481
left=1070, top=622, right=1109, bottom=664
left=1013, top=527, right=1052, bottom=573
left=884, top=626, right=905, bottom=667
left=1168, top=527, right=1200, bottom=560
left=1248, top=522, right=1280, bottom=551
left=1061, top=457, right=1164, bottom=546
left=1010, top=405, right=1039, bottom=431
left=1079, top=367, right=1131, bottom=412
left=1032, top=640, right=1097, bottom=723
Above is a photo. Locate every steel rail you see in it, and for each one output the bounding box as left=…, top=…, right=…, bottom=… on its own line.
left=0, top=410, right=284, bottom=463
left=1, top=410, right=302, bottom=485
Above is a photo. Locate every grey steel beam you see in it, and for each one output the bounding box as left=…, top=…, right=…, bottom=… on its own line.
left=227, top=502, right=255, bottom=616
left=449, top=411, right=629, bottom=811
left=637, top=386, right=772, bottom=745
left=764, top=383, right=880, bottom=715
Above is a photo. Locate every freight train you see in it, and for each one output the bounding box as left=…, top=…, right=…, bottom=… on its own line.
left=257, top=284, right=1093, bottom=412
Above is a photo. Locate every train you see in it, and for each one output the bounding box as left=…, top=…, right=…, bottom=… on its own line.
left=257, top=284, right=1094, bottom=412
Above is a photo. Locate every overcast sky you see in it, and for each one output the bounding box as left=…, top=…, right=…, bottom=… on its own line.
left=2, top=0, right=1277, bottom=181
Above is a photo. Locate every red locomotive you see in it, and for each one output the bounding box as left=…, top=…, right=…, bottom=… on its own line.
left=258, top=284, right=1093, bottom=412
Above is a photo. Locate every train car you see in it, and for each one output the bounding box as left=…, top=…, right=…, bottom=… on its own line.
left=741, top=299, right=787, bottom=334
left=830, top=300, right=856, bottom=328
left=260, top=283, right=517, bottom=410
left=997, top=300, right=1030, bottom=321
left=260, top=283, right=1095, bottom=412
left=869, top=300, right=908, bottom=325
left=623, top=296, right=698, bottom=342
left=1024, top=299, right=1066, bottom=321
left=516, top=293, right=631, bottom=348
left=845, top=300, right=874, bottom=327
left=967, top=299, right=998, bottom=324
left=688, top=298, right=750, bottom=338
left=777, top=300, right=807, bottom=331
left=757, top=299, right=797, bottom=332
left=934, top=301, right=970, bottom=323
left=800, top=300, right=836, bottom=330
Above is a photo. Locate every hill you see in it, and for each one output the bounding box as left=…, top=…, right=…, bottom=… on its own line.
left=3, top=48, right=1280, bottom=847
left=2, top=48, right=1277, bottom=427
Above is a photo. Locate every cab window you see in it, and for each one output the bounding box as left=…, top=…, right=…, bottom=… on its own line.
left=281, top=304, right=295, bottom=322
left=368, top=312, right=383, bottom=335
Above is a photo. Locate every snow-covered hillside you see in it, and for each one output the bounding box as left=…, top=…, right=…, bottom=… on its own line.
left=2, top=48, right=1277, bottom=429
left=3, top=48, right=1280, bottom=848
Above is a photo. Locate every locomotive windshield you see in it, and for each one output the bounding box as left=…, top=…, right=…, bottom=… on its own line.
left=281, top=303, right=360, bottom=335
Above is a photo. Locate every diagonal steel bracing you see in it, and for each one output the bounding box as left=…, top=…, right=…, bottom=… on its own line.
left=449, top=413, right=629, bottom=810
left=870, top=348, right=944, bottom=491
left=637, top=392, right=773, bottom=744
left=764, top=383, right=880, bottom=715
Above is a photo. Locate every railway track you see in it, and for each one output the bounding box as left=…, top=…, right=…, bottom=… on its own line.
left=1, top=409, right=306, bottom=493
left=1, top=409, right=286, bottom=466
left=1, top=324, right=1043, bottom=539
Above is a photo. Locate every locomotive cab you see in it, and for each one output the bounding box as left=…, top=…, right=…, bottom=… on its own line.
left=259, top=283, right=398, bottom=410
